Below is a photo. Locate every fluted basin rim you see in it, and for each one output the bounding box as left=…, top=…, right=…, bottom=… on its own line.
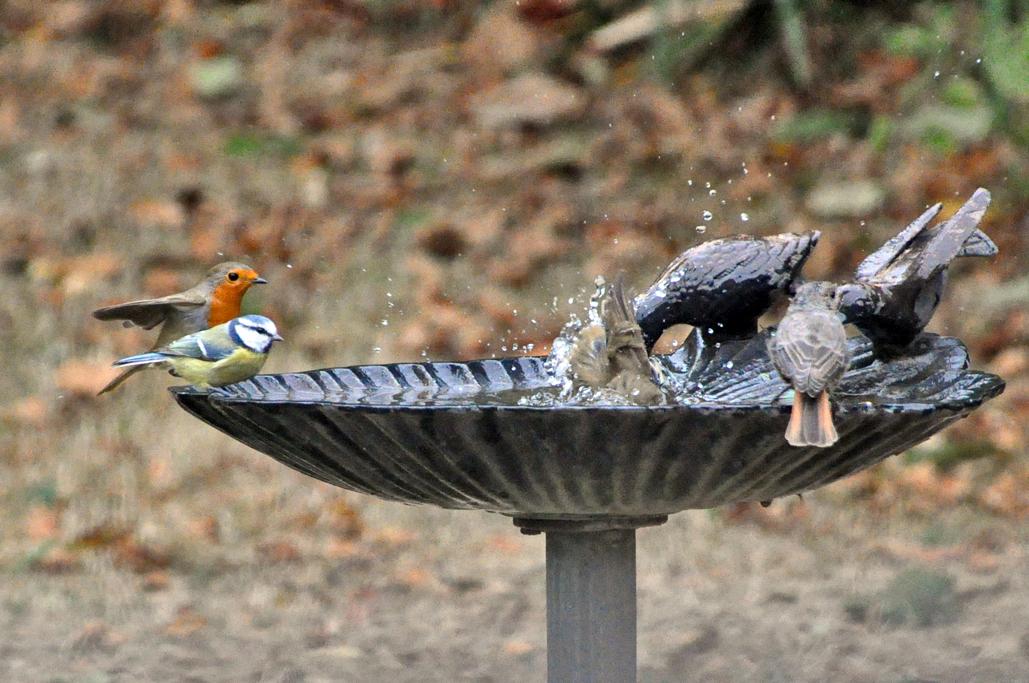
left=169, top=333, right=1004, bottom=518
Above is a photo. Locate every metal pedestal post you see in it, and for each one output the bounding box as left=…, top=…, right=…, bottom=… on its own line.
left=545, top=529, right=637, bottom=683
left=515, top=516, right=665, bottom=683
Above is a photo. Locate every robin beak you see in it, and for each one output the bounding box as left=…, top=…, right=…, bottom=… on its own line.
left=252, top=277, right=268, bottom=284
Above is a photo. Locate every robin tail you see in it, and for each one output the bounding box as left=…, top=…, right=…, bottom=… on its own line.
left=97, top=365, right=145, bottom=395
left=785, top=390, right=838, bottom=447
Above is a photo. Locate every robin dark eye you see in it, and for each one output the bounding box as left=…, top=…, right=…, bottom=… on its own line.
left=227, top=272, right=240, bottom=281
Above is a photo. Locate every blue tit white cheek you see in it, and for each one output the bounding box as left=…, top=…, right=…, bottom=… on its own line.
left=234, top=323, right=270, bottom=353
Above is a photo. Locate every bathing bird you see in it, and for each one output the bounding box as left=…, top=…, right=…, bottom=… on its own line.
left=767, top=281, right=850, bottom=448
left=112, top=315, right=283, bottom=389
left=93, top=262, right=267, bottom=394
left=569, top=274, right=664, bottom=404
left=635, top=232, right=819, bottom=349
left=837, top=188, right=993, bottom=358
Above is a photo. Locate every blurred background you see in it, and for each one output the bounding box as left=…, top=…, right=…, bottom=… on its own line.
left=0, top=0, right=1026, bottom=680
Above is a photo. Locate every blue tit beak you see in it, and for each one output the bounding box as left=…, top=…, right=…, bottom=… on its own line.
left=273, top=333, right=284, bottom=342
left=253, top=277, right=268, bottom=285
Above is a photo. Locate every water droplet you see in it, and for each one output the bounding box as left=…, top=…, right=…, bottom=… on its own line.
left=708, top=189, right=717, bottom=196
left=740, top=212, right=749, bottom=222
left=975, top=57, right=982, bottom=64
left=933, top=70, right=940, bottom=78
left=695, top=225, right=707, bottom=234
left=725, top=361, right=734, bottom=369
left=701, top=210, right=713, bottom=221
left=381, top=319, right=389, bottom=326
left=687, top=179, right=693, bottom=186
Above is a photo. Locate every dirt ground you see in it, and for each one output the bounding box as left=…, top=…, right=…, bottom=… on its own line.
left=3, top=478, right=1028, bottom=682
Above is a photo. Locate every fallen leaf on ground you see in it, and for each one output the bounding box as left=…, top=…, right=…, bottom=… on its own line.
left=470, top=73, right=585, bottom=128
left=142, top=570, right=171, bottom=591
left=165, top=606, right=207, bottom=637
left=3, top=396, right=48, bottom=426
left=257, top=540, right=301, bottom=563
left=24, top=505, right=60, bottom=541
left=503, top=640, right=534, bottom=656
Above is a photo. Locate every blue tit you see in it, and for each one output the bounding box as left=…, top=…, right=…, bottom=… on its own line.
left=112, top=315, right=283, bottom=389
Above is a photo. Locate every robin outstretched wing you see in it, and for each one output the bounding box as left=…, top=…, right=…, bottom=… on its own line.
left=92, top=290, right=206, bottom=329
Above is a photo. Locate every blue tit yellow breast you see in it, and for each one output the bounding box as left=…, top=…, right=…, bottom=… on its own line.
left=167, top=348, right=268, bottom=389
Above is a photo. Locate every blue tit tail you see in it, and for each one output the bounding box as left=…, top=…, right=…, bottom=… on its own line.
left=113, top=351, right=169, bottom=368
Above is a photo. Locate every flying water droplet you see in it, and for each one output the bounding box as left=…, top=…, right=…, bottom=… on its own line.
left=740, top=213, right=750, bottom=222
left=701, top=210, right=713, bottom=221
left=695, top=225, right=707, bottom=234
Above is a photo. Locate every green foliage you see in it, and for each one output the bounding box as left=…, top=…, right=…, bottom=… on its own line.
left=878, top=568, right=959, bottom=627
left=846, top=568, right=960, bottom=628
left=942, top=77, right=984, bottom=108
left=224, top=132, right=303, bottom=158
left=774, top=0, right=812, bottom=87
left=867, top=115, right=894, bottom=152
left=772, top=109, right=859, bottom=143
left=904, top=438, right=1003, bottom=471
left=24, top=480, right=59, bottom=507
left=982, top=0, right=1029, bottom=104
left=394, top=208, right=431, bottom=233
left=886, top=3, right=957, bottom=58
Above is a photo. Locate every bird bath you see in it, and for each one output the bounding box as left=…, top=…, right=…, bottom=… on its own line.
left=173, top=328, right=1002, bottom=682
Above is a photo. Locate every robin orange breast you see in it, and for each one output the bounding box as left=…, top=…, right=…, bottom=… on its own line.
left=92, top=261, right=267, bottom=394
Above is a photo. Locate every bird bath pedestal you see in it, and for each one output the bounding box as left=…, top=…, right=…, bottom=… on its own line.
left=174, top=331, right=1002, bottom=683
